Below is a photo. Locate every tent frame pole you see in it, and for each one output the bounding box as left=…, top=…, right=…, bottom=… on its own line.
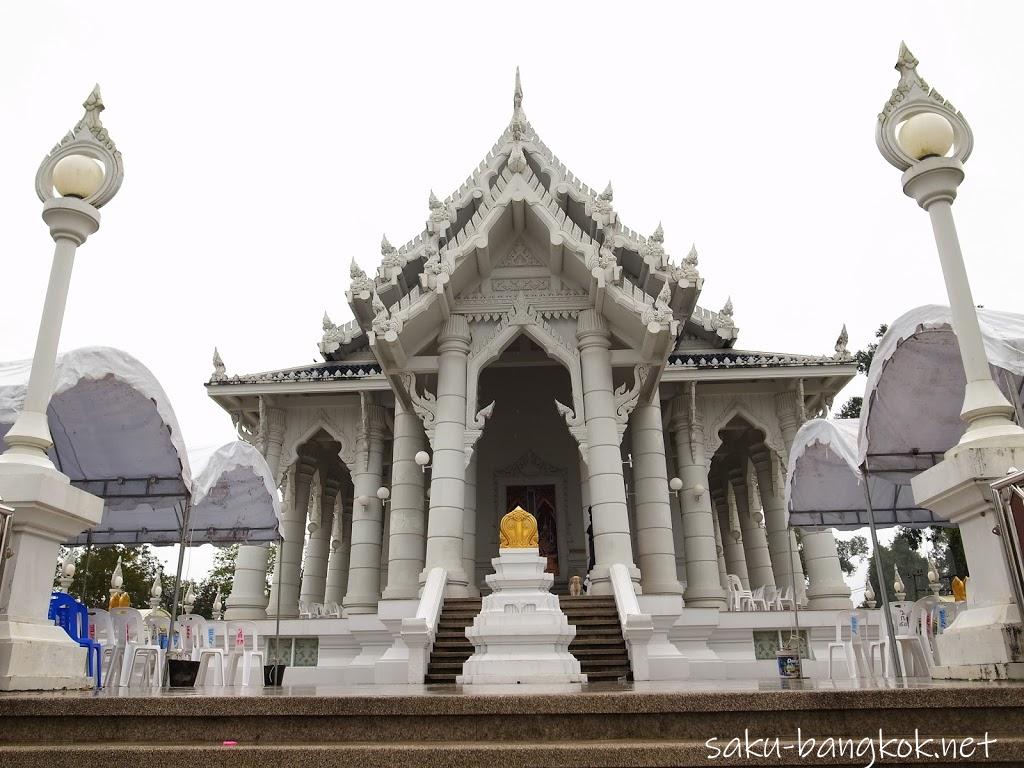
left=859, top=463, right=903, bottom=680
left=164, top=494, right=192, bottom=688
left=271, top=533, right=285, bottom=678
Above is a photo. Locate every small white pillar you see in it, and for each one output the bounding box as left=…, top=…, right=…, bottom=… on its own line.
left=300, top=475, right=340, bottom=605
left=267, top=457, right=315, bottom=618
left=324, top=495, right=352, bottom=606
left=733, top=465, right=776, bottom=590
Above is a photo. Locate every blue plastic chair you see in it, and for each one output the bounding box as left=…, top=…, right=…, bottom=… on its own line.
left=49, top=592, right=102, bottom=687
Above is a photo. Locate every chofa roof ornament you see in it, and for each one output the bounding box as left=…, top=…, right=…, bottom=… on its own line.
left=36, top=84, right=125, bottom=209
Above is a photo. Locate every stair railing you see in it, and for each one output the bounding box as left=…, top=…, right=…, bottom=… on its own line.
left=401, top=566, right=448, bottom=684
left=609, top=563, right=655, bottom=681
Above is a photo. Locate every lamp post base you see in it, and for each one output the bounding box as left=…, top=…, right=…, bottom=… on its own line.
left=0, top=464, right=103, bottom=690
left=912, top=444, right=1024, bottom=678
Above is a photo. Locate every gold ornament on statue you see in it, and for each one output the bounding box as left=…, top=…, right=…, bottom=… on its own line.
left=499, top=506, right=539, bottom=548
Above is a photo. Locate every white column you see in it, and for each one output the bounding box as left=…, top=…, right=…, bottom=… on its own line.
left=382, top=398, right=427, bottom=600
left=713, top=484, right=749, bottom=590
left=731, top=465, right=775, bottom=590
left=267, top=455, right=315, bottom=618
left=300, top=474, right=340, bottom=605
left=343, top=402, right=387, bottom=614
left=462, top=454, right=480, bottom=597
left=631, top=397, right=683, bottom=595
left=752, top=448, right=802, bottom=597
left=670, top=389, right=727, bottom=609
left=227, top=405, right=285, bottom=620
left=421, top=316, right=471, bottom=595
left=577, top=310, right=640, bottom=594
left=324, top=492, right=352, bottom=606
left=580, top=457, right=593, bottom=575
left=710, top=498, right=728, bottom=591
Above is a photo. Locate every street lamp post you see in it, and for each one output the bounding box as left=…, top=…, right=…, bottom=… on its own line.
left=879, top=45, right=1024, bottom=676
left=0, top=87, right=122, bottom=690
left=876, top=44, right=1024, bottom=450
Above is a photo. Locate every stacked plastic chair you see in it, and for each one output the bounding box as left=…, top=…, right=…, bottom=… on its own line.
left=48, top=592, right=102, bottom=687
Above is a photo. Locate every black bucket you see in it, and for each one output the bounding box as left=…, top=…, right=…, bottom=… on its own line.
left=264, top=664, right=286, bottom=686
left=168, top=659, right=201, bottom=687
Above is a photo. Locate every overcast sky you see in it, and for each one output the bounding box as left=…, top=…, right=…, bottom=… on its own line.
left=2, top=2, right=1020, bottom=581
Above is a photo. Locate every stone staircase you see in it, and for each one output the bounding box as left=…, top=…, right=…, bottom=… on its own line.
left=2, top=685, right=1023, bottom=766
left=426, top=595, right=630, bottom=684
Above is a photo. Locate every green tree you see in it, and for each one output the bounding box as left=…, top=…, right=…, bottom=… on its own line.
left=865, top=534, right=929, bottom=604
left=61, top=544, right=171, bottom=610
left=836, top=535, right=869, bottom=576
left=836, top=397, right=862, bottom=419
left=191, top=545, right=238, bottom=618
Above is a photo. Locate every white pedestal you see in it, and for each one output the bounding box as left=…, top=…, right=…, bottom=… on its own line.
left=912, top=443, right=1024, bottom=678
left=457, top=548, right=586, bottom=686
left=0, top=466, right=103, bottom=690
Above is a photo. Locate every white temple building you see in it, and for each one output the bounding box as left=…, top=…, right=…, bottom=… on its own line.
left=207, top=72, right=858, bottom=683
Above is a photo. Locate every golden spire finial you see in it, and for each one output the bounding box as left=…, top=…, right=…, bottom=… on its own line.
left=499, top=505, right=539, bottom=548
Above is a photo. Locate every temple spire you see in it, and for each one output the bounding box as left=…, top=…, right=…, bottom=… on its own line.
left=514, top=66, right=523, bottom=112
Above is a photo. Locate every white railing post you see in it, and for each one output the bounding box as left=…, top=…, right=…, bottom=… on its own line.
left=402, top=567, right=447, bottom=684
left=609, top=563, right=654, bottom=681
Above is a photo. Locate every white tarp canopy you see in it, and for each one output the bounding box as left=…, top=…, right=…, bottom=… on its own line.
left=859, top=304, right=1024, bottom=477
left=188, top=440, right=282, bottom=546
left=785, top=418, right=946, bottom=530
left=0, top=347, right=192, bottom=545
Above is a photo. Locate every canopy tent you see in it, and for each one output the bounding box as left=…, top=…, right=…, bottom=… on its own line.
left=0, top=346, right=192, bottom=545
left=189, top=440, right=282, bottom=546
left=785, top=418, right=946, bottom=530
left=858, top=304, right=1024, bottom=478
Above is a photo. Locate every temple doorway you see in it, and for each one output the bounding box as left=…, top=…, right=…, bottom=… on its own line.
left=505, top=484, right=558, bottom=574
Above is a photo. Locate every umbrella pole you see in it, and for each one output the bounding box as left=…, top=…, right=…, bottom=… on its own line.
left=165, top=495, right=192, bottom=688
left=788, top=529, right=803, bottom=675
left=272, top=533, right=284, bottom=676
left=80, top=531, right=93, bottom=604
left=860, top=464, right=903, bottom=680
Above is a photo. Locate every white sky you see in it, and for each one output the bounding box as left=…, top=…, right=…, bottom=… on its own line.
left=2, top=1, right=1021, bottom=580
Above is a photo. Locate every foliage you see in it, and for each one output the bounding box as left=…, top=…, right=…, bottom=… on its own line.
left=865, top=533, right=929, bottom=604
left=836, top=397, right=862, bottom=420
left=856, top=324, right=888, bottom=375
left=60, top=544, right=172, bottom=611
left=189, top=545, right=238, bottom=618
left=836, top=535, right=869, bottom=576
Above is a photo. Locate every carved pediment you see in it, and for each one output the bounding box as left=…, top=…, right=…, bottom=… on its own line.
left=496, top=240, right=545, bottom=269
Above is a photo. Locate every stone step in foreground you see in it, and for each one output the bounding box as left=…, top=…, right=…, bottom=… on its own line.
left=2, top=685, right=1023, bottom=768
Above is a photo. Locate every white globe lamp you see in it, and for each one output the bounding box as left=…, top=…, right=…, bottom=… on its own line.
left=897, top=112, right=954, bottom=161
left=52, top=154, right=104, bottom=199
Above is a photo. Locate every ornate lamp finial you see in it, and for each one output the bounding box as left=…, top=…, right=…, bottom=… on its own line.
left=36, top=84, right=124, bottom=208
left=876, top=42, right=973, bottom=171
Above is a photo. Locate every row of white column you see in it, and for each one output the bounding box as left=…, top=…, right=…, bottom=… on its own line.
left=227, top=311, right=849, bottom=618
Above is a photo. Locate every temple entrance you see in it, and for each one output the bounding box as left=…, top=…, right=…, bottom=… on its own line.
left=506, top=484, right=558, bottom=574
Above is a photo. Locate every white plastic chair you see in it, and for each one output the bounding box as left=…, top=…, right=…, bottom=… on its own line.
left=322, top=601, right=341, bottom=618
left=224, top=620, right=265, bottom=687
left=726, top=574, right=753, bottom=611
left=827, top=610, right=870, bottom=679
left=179, top=613, right=226, bottom=686
left=776, top=586, right=797, bottom=611
left=87, top=608, right=118, bottom=686
left=749, top=585, right=769, bottom=611
left=868, top=601, right=932, bottom=678
left=763, top=586, right=784, bottom=611
left=116, top=609, right=168, bottom=687
left=298, top=601, right=312, bottom=619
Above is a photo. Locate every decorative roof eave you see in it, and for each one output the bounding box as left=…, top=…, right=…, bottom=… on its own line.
left=206, top=361, right=384, bottom=387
